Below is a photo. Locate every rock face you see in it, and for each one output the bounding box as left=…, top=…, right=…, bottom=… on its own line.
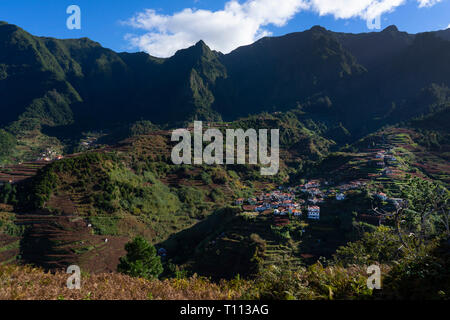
left=0, top=22, right=449, bottom=139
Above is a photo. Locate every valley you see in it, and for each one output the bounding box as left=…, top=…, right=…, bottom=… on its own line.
left=0, top=21, right=449, bottom=300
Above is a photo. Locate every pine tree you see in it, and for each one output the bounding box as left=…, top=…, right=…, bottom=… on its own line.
left=117, top=236, right=163, bottom=279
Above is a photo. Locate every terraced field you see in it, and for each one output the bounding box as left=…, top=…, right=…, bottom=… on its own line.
left=16, top=213, right=128, bottom=273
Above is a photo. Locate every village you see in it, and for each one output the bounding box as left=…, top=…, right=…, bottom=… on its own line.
left=234, top=140, right=407, bottom=227
left=234, top=176, right=404, bottom=227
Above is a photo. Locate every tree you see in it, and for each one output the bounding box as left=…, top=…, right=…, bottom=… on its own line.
left=373, top=178, right=449, bottom=257
left=0, top=129, right=16, bottom=161
left=334, top=226, right=400, bottom=266
left=117, top=236, right=163, bottom=279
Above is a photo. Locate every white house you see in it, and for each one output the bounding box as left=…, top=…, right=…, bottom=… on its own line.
left=256, top=205, right=268, bottom=212
left=336, top=193, right=346, bottom=201
left=307, top=206, right=320, bottom=220
left=293, top=210, right=302, bottom=217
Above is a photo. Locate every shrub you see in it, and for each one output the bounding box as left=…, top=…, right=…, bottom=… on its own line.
left=118, top=236, right=163, bottom=280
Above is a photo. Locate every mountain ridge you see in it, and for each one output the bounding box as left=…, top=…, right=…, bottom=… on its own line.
left=0, top=22, right=449, bottom=162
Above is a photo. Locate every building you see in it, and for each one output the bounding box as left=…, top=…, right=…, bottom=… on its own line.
left=235, top=198, right=244, bottom=205
left=336, top=193, right=346, bottom=201
left=305, top=180, right=320, bottom=189
left=376, top=193, right=388, bottom=201
left=307, top=206, right=320, bottom=220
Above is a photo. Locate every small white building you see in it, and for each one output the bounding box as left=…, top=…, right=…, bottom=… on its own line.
left=307, top=206, right=320, bottom=220
left=336, top=193, right=346, bottom=201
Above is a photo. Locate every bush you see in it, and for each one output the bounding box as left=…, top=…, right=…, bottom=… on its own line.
left=118, top=236, right=163, bottom=279
left=382, top=239, right=450, bottom=300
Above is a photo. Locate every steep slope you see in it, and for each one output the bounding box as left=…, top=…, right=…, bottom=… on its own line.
left=1, top=22, right=450, bottom=153
left=335, top=25, right=414, bottom=70
left=215, top=26, right=366, bottom=119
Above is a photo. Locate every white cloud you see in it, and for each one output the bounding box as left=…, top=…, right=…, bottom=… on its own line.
left=447, top=23, right=450, bottom=29
left=309, top=0, right=406, bottom=20
left=124, top=0, right=444, bottom=57
left=124, top=0, right=309, bottom=57
left=417, top=0, right=442, bottom=8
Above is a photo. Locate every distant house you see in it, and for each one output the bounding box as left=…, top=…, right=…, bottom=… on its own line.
left=336, top=193, right=346, bottom=201
left=235, top=198, right=244, bottom=205
left=257, top=203, right=272, bottom=212
left=308, top=188, right=321, bottom=196
left=376, top=161, right=385, bottom=167
left=293, top=210, right=302, bottom=217
left=243, top=205, right=256, bottom=211
left=305, top=180, right=320, bottom=189
left=376, top=193, right=388, bottom=201
left=248, top=197, right=258, bottom=205
left=386, top=155, right=397, bottom=162
left=307, top=206, right=320, bottom=220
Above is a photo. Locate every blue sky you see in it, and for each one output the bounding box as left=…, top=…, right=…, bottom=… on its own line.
left=1, top=0, right=449, bottom=57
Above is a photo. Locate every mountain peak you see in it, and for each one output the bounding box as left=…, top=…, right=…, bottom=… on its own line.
left=309, top=25, right=328, bottom=33
left=382, top=25, right=399, bottom=33
left=195, top=40, right=207, bottom=47
left=169, top=39, right=218, bottom=65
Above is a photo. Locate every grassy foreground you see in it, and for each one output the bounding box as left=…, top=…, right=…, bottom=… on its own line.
left=0, top=263, right=386, bottom=300
left=0, top=265, right=246, bottom=300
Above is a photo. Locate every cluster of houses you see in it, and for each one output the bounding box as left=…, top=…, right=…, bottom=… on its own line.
left=369, top=148, right=401, bottom=175
left=37, top=149, right=63, bottom=162
left=235, top=189, right=321, bottom=220
left=236, top=178, right=376, bottom=222
left=375, top=192, right=404, bottom=207
left=79, top=136, right=100, bottom=150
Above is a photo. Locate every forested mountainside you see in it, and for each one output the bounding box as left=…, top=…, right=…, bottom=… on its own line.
left=0, top=22, right=449, bottom=300
left=1, top=21, right=449, bottom=137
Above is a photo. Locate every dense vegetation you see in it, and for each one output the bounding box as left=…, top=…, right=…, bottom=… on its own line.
left=0, top=22, right=449, bottom=300
left=0, top=22, right=449, bottom=163
left=118, top=236, right=163, bottom=279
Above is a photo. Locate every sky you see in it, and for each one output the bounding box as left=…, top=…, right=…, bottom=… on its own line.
left=0, top=0, right=449, bottom=57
